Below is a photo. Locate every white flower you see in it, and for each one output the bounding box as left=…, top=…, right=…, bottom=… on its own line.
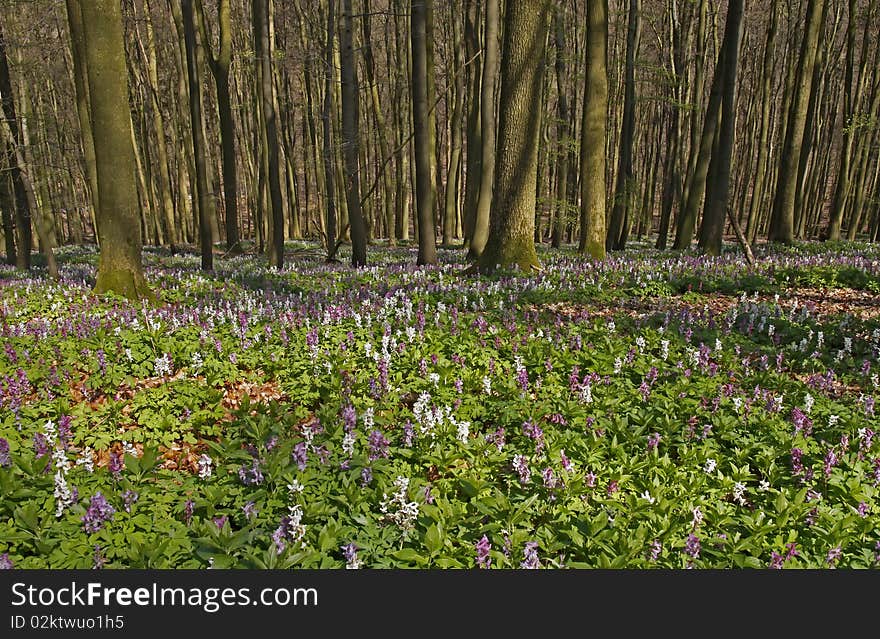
left=380, top=476, right=420, bottom=532
left=76, top=448, right=95, bottom=473
left=660, top=340, right=670, bottom=361
left=482, top=376, right=492, bottom=395
left=704, top=459, right=717, bottom=474
left=691, top=507, right=703, bottom=528
left=732, top=482, right=747, bottom=506
left=197, top=454, right=213, bottom=479
left=635, top=336, right=646, bottom=352
left=154, top=353, right=173, bottom=377
left=758, top=480, right=770, bottom=492
left=829, top=414, right=839, bottom=427
left=287, top=479, right=304, bottom=494
left=803, top=393, right=814, bottom=414
left=342, top=431, right=356, bottom=456
left=456, top=420, right=470, bottom=443
left=613, top=357, right=622, bottom=374
left=640, top=490, right=655, bottom=504
left=428, top=372, right=440, bottom=388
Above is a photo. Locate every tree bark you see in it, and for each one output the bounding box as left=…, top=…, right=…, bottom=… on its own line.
left=477, top=0, right=550, bottom=273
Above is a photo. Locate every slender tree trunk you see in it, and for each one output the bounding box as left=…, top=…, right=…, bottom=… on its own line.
left=769, top=0, right=826, bottom=244
left=341, top=0, right=366, bottom=266
left=578, top=0, right=608, bottom=260
left=323, top=0, right=338, bottom=259
left=256, top=0, right=284, bottom=268
left=412, top=0, right=438, bottom=265
left=607, top=0, right=640, bottom=251
left=468, top=0, right=499, bottom=259
left=698, top=0, right=744, bottom=256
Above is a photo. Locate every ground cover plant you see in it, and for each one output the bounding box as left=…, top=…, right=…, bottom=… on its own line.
left=1, top=241, right=879, bottom=569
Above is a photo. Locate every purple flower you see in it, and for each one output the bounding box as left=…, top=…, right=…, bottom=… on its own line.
left=647, top=539, right=662, bottom=562
left=647, top=432, right=661, bottom=452
left=791, top=407, right=813, bottom=437
left=341, top=405, right=357, bottom=432
left=857, top=502, right=869, bottom=518
left=522, top=420, right=544, bottom=454
left=243, top=501, right=257, bottom=521
left=368, top=430, right=390, bottom=461
left=108, top=451, right=123, bottom=478
left=791, top=448, right=804, bottom=475
left=121, top=490, right=139, bottom=513
left=183, top=499, right=195, bottom=526
left=560, top=449, right=572, bottom=472
left=823, top=450, right=837, bottom=478
left=0, top=437, right=10, bottom=467
left=422, top=483, right=434, bottom=504
left=826, top=546, right=842, bottom=567
left=0, top=553, right=12, bottom=569
left=341, top=543, right=360, bottom=569
left=360, top=466, right=373, bottom=486
left=58, top=415, right=72, bottom=448
left=82, top=492, right=115, bottom=533
left=684, top=534, right=701, bottom=560
left=92, top=545, right=105, bottom=570
left=402, top=420, right=415, bottom=447
left=212, top=515, right=229, bottom=530
left=486, top=427, right=505, bottom=452
left=238, top=459, right=264, bottom=486
left=606, top=480, right=619, bottom=495
left=585, top=471, right=597, bottom=488
left=542, top=467, right=558, bottom=490
left=521, top=541, right=540, bottom=569
left=512, top=455, right=531, bottom=485
left=516, top=367, right=529, bottom=392
left=292, top=442, right=308, bottom=471
left=476, top=535, right=492, bottom=569
left=32, top=433, right=50, bottom=458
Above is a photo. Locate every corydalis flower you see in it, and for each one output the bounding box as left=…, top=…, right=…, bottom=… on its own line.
left=379, top=476, right=420, bottom=532
left=82, top=493, right=115, bottom=533
left=476, top=535, right=491, bottom=569
left=368, top=430, right=390, bottom=461
left=826, top=546, right=843, bottom=567
left=0, top=437, right=10, bottom=467
left=212, top=515, right=228, bottom=530
left=341, top=543, right=361, bottom=569
left=0, top=553, right=12, bottom=569
left=238, top=459, right=264, bottom=486
left=183, top=499, right=195, bottom=526
left=121, top=490, right=139, bottom=513
left=521, top=542, right=540, bottom=569
left=243, top=501, right=258, bottom=521
left=647, top=432, right=661, bottom=452
left=292, top=442, right=308, bottom=471
left=108, top=451, right=123, bottom=478
left=512, top=455, right=531, bottom=485
left=197, top=454, right=213, bottom=479
left=684, top=534, right=701, bottom=561
left=273, top=505, right=306, bottom=553
left=647, top=539, right=662, bottom=562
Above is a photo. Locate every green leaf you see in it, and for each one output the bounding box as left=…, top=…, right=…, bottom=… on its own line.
left=425, top=523, right=443, bottom=555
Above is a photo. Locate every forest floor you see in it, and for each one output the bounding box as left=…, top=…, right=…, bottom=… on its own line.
left=1, top=240, right=879, bottom=568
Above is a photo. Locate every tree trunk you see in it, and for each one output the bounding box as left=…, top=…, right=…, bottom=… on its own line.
left=182, top=0, right=213, bottom=271
left=769, top=0, right=826, bottom=244
left=477, top=0, right=550, bottom=273
left=578, top=0, right=608, bottom=260
left=698, top=0, right=744, bottom=256
left=412, top=0, right=438, bottom=265
left=606, top=0, right=640, bottom=251
left=468, top=0, right=499, bottom=259
left=341, top=0, right=367, bottom=266
left=76, top=0, right=153, bottom=300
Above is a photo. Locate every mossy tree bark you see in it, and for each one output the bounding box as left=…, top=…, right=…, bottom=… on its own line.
left=76, top=0, right=154, bottom=301
left=477, top=0, right=551, bottom=274
left=578, top=0, right=608, bottom=261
